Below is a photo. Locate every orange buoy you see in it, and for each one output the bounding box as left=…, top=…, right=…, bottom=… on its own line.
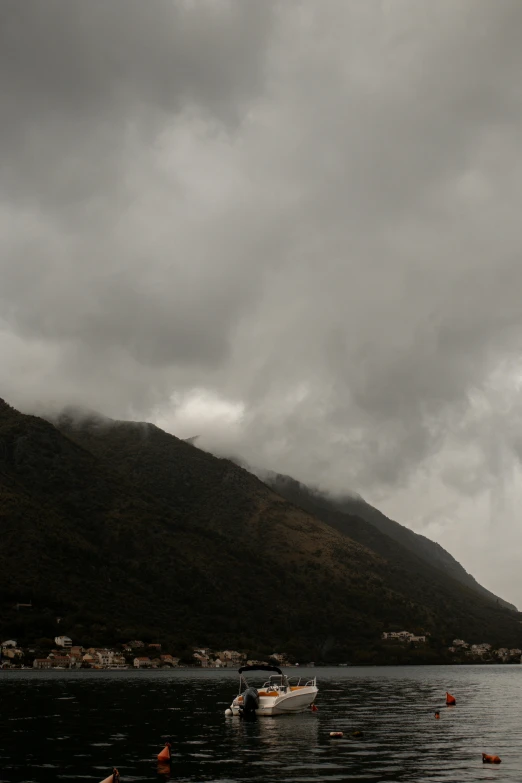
left=434, top=711, right=440, bottom=719
left=99, top=769, right=120, bottom=783
left=482, top=753, right=501, bottom=764
left=445, top=692, right=456, bottom=706
left=157, top=742, right=172, bottom=761
left=311, top=704, right=318, bottom=712
left=330, top=731, right=344, bottom=738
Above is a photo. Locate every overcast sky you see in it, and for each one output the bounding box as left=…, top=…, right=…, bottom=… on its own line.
left=2, top=0, right=522, bottom=606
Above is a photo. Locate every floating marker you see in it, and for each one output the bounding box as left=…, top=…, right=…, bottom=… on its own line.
left=310, top=704, right=318, bottom=712
left=446, top=692, right=456, bottom=706
left=482, top=753, right=501, bottom=764
left=435, top=711, right=440, bottom=719
left=99, top=769, right=120, bottom=783
left=158, top=742, right=172, bottom=761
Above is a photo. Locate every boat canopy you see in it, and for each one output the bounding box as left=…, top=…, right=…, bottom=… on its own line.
left=238, top=664, right=283, bottom=675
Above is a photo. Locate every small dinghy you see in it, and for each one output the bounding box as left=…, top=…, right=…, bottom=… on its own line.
left=226, top=664, right=318, bottom=717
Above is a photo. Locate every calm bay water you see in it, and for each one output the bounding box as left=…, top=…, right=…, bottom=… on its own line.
left=1, top=665, right=521, bottom=782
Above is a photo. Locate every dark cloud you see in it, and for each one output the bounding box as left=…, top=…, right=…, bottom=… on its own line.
left=2, top=0, right=522, bottom=602
left=0, top=0, right=274, bottom=200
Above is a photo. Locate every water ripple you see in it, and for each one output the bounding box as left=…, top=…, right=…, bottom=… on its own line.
left=1, top=666, right=521, bottom=782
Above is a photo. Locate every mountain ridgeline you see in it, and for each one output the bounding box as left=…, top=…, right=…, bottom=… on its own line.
left=0, top=398, right=519, bottom=663
left=253, top=470, right=516, bottom=611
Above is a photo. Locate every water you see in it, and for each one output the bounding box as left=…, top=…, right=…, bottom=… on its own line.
left=1, top=666, right=520, bottom=782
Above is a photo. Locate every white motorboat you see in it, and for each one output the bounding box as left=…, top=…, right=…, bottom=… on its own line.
left=226, top=664, right=318, bottom=717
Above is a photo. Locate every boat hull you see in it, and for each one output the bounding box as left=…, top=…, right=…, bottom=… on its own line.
left=231, top=685, right=318, bottom=716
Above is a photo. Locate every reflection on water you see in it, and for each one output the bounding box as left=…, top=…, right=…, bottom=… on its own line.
left=1, top=666, right=521, bottom=782
left=227, top=709, right=320, bottom=749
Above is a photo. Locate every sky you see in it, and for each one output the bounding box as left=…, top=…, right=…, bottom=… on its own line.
left=2, top=0, right=522, bottom=606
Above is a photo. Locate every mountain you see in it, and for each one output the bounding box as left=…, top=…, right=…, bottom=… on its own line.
left=0, top=398, right=520, bottom=663
left=255, top=469, right=516, bottom=611
left=332, top=493, right=517, bottom=611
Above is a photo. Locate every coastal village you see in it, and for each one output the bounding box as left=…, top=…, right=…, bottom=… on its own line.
left=0, top=632, right=521, bottom=669
left=447, top=638, right=522, bottom=662
left=0, top=636, right=293, bottom=670
left=381, top=630, right=522, bottom=663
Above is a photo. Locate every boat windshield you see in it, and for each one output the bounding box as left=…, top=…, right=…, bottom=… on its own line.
left=261, top=674, right=289, bottom=689
left=238, top=667, right=289, bottom=693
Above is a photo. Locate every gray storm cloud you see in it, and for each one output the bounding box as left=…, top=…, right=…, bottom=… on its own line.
left=2, top=0, right=522, bottom=601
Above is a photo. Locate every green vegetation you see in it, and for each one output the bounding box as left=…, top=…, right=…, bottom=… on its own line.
left=0, top=398, right=520, bottom=661
left=264, top=471, right=515, bottom=610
